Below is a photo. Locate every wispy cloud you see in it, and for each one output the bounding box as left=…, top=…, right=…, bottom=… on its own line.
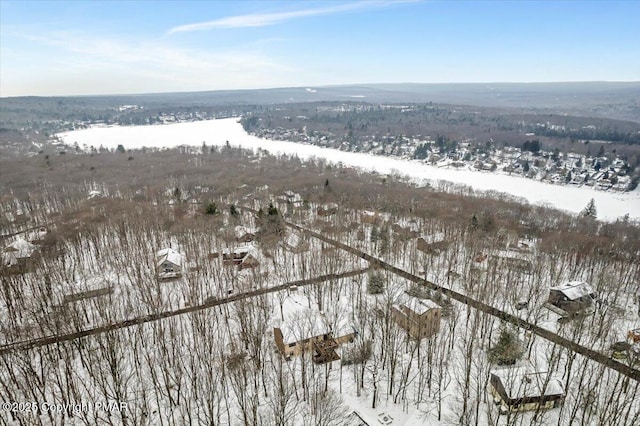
left=167, top=1, right=405, bottom=35
left=22, top=31, right=292, bottom=72
left=4, top=30, right=299, bottom=95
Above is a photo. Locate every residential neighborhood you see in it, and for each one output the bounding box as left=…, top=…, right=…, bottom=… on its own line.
left=2, top=170, right=637, bottom=425
left=248, top=121, right=638, bottom=193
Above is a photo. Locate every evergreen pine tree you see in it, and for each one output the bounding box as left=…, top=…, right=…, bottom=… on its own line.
left=471, top=214, right=479, bottom=230
left=367, top=272, right=385, bottom=294
left=581, top=198, right=597, bottom=218
left=488, top=328, right=523, bottom=365
left=205, top=201, right=218, bottom=215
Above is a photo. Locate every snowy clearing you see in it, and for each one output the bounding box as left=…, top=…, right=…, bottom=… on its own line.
left=57, top=119, right=640, bottom=221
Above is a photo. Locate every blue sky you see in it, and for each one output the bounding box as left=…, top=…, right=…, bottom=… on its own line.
left=1, top=0, right=638, bottom=96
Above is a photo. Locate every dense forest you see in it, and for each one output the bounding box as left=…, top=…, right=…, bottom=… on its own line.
left=1, top=146, right=639, bottom=425
left=1, top=84, right=639, bottom=424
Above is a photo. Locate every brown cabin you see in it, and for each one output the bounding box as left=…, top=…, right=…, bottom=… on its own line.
left=391, top=294, right=441, bottom=339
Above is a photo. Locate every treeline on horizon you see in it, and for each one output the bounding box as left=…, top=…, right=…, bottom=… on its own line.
left=241, top=102, right=640, bottom=146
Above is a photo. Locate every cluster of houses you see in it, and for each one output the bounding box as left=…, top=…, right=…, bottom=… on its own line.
left=25, top=188, right=615, bottom=419
left=248, top=120, right=636, bottom=192
left=485, top=280, right=587, bottom=415
left=157, top=246, right=261, bottom=281
left=272, top=289, right=442, bottom=364
left=269, top=277, right=573, bottom=416
left=138, top=198, right=612, bottom=419
left=491, top=149, right=632, bottom=192
left=488, top=280, right=605, bottom=414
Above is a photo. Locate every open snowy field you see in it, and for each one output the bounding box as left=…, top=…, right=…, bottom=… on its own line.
left=57, top=119, right=640, bottom=221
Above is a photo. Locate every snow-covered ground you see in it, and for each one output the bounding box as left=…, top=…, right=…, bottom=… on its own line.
left=57, top=119, right=640, bottom=221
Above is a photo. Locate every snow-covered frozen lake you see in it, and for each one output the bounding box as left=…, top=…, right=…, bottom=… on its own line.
left=58, top=118, right=640, bottom=221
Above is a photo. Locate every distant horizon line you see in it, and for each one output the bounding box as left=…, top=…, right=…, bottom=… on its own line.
left=3, top=80, right=639, bottom=99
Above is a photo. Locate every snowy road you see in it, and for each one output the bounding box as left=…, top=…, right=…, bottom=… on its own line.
left=286, top=219, right=640, bottom=382
left=0, top=268, right=369, bottom=354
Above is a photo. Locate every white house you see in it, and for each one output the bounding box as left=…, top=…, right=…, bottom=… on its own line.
left=156, top=248, right=184, bottom=279
left=2, top=237, right=36, bottom=267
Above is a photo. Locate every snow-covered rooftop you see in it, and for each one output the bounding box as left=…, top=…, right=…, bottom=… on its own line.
left=276, top=294, right=329, bottom=344
left=275, top=293, right=354, bottom=344
left=393, top=218, right=421, bottom=233
left=284, top=231, right=306, bottom=249
left=156, top=248, right=183, bottom=267
left=395, top=293, right=441, bottom=315
left=495, top=249, right=530, bottom=261
left=550, top=281, right=595, bottom=301
left=492, top=367, right=565, bottom=400
left=222, top=244, right=256, bottom=256
left=2, top=237, right=36, bottom=265
left=419, top=232, right=445, bottom=245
